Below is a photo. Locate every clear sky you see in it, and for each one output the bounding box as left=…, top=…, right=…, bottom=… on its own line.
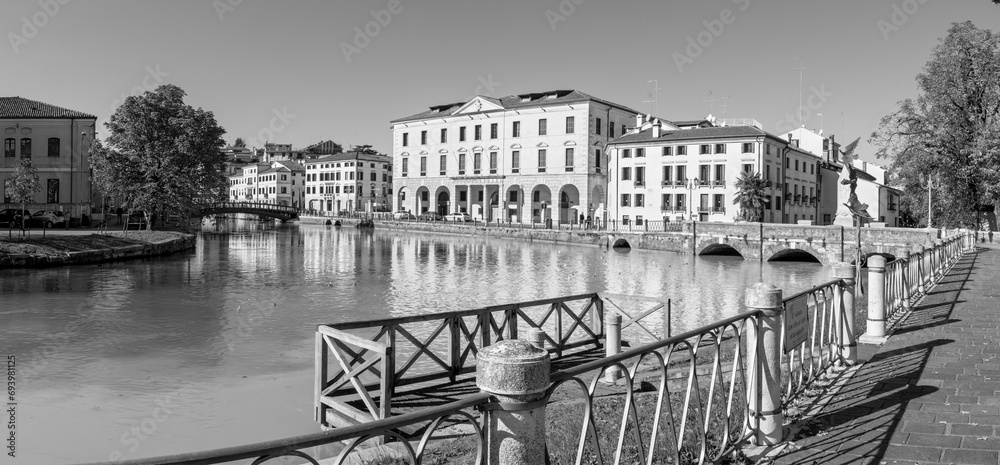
left=4, top=0, right=998, bottom=162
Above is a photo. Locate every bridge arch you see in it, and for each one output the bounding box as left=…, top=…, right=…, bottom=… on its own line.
left=767, top=248, right=822, bottom=263
left=699, top=243, right=745, bottom=258
left=612, top=238, right=631, bottom=249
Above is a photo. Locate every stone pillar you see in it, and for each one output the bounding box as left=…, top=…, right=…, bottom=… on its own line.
left=862, top=255, right=887, bottom=343
left=917, top=246, right=927, bottom=295
left=934, top=239, right=944, bottom=278
left=745, top=283, right=783, bottom=446
left=528, top=328, right=545, bottom=351
left=604, top=313, right=622, bottom=383
left=477, top=340, right=550, bottom=465
left=833, top=262, right=858, bottom=365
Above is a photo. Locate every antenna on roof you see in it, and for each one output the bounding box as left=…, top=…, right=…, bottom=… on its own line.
left=643, top=79, right=661, bottom=116
left=794, top=59, right=807, bottom=126
left=703, top=90, right=716, bottom=114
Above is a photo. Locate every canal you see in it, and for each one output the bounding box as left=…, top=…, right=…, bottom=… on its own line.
left=2, top=221, right=832, bottom=464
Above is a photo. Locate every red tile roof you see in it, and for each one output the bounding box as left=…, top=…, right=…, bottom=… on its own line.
left=0, top=97, right=95, bottom=119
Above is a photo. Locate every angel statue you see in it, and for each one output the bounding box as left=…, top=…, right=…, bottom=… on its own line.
left=840, top=139, right=873, bottom=221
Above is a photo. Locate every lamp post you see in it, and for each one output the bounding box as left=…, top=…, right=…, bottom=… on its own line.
left=686, top=177, right=700, bottom=221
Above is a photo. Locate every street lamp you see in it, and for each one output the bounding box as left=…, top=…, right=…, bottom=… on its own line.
left=686, top=177, right=700, bottom=221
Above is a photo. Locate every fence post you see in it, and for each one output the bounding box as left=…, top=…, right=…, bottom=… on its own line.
left=862, top=255, right=887, bottom=343
left=477, top=339, right=550, bottom=465
left=745, top=283, right=783, bottom=446
left=934, top=239, right=944, bottom=279
left=528, top=328, right=545, bottom=351
left=605, top=312, right=622, bottom=383
left=833, top=262, right=858, bottom=366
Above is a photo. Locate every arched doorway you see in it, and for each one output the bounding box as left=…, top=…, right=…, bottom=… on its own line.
left=530, top=185, right=552, bottom=223
left=415, top=187, right=431, bottom=214
left=396, top=187, right=409, bottom=213
left=558, top=185, right=581, bottom=224
left=436, top=189, right=451, bottom=216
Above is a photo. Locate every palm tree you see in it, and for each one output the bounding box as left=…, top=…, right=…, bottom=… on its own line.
left=733, top=171, right=771, bottom=222
left=233, top=137, right=246, bottom=148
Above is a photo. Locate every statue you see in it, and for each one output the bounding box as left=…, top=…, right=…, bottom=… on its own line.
left=834, top=138, right=872, bottom=226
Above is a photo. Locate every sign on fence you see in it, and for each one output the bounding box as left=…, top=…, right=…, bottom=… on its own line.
left=784, top=295, right=809, bottom=352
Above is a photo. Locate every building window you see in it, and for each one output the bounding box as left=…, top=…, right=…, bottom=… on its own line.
left=621, top=167, right=631, bottom=181
left=811, top=163, right=815, bottom=175
left=489, top=152, right=497, bottom=173
left=596, top=117, right=602, bottom=135
left=511, top=150, right=520, bottom=173
left=622, top=149, right=631, bottom=158
left=460, top=127, right=467, bottom=142
left=420, top=131, right=427, bottom=145
left=699, top=165, right=710, bottom=183
left=538, top=149, right=546, bottom=172
left=676, top=194, right=685, bottom=210
left=786, top=158, right=790, bottom=168
left=714, top=144, right=726, bottom=154
left=512, top=121, right=520, bottom=138
left=46, top=179, right=59, bottom=203
left=621, top=194, right=630, bottom=207
left=714, top=165, right=725, bottom=185
left=662, top=166, right=672, bottom=184
left=676, top=166, right=686, bottom=183
left=713, top=194, right=725, bottom=212
left=3, top=139, right=13, bottom=157
left=566, top=116, right=574, bottom=134
left=795, top=159, right=800, bottom=171
left=699, top=144, right=710, bottom=155
left=635, top=194, right=644, bottom=207
left=440, top=128, right=447, bottom=143
left=595, top=149, right=601, bottom=171
left=475, top=125, right=482, bottom=141
left=402, top=133, right=408, bottom=147
left=635, top=166, right=645, bottom=186
left=742, top=143, right=754, bottom=153
left=20, top=138, right=31, bottom=158
left=564, top=148, right=574, bottom=171
left=490, top=123, right=498, bottom=139
left=662, top=146, right=672, bottom=156
left=533, top=191, right=540, bottom=202
left=636, top=148, right=645, bottom=158
left=608, top=120, right=615, bottom=138
left=538, top=119, right=547, bottom=136
left=439, top=155, right=447, bottom=175
left=420, top=156, right=427, bottom=176
left=48, top=138, right=59, bottom=157
left=459, top=191, right=467, bottom=202
left=474, top=152, right=482, bottom=173
left=662, top=194, right=671, bottom=210
left=677, top=145, right=687, bottom=155
left=743, top=163, right=753, bottom=174
left=459, top=153, right=466, bottom=174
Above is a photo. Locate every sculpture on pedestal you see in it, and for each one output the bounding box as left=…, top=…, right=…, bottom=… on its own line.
left=834, top=138, right=873, bottom=226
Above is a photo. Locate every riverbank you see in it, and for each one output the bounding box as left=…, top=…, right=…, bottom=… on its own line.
left=0, top=230, right=196, bottom=268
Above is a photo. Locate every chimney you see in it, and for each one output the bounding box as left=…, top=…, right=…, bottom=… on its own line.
left=652, top=119, right=661, bottom=138
left=635, top=114, right=644, bottom=128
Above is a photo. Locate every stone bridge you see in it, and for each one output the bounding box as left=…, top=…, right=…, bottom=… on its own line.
left=197, top=202, right=299, bottom=222
left=607, top=222, right=948, bottom=265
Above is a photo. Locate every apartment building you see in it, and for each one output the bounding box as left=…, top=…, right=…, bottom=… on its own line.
left=607, top=116, right=823, bottom=225
left=228, top=160, right=306, bottom=207
left=303, top=151, right=392, bottom=214
left=390, top=90, right=638, bottom=223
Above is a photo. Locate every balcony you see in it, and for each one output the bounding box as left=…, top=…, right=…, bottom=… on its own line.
left=698, top=180, right=710, bottom=186
left=712, top=180, right=725, bottom=187
left=634, top=181, right=645, bottom=187
left=698, top=206, right=711, bottom=213
left=713, top=206, right=726, bottom=213
left=662, top=180, right=674, bottom=187
left=674, top=180, right=686, bottom=187
left=458, top=170, right=465, bottom=175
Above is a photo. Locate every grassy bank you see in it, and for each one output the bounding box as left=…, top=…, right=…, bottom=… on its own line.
left=0, top=231, right=182, bottom=255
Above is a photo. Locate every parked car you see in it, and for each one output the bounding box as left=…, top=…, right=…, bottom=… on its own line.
left=27, top=210, right=66, bottom=228
left=0, top=209, right=32, bottom=228
left=444, top=212, right=472, bottom=222
left=418, top=211, right=443, bottom=221
left=392, top=211, right=416, bottom=220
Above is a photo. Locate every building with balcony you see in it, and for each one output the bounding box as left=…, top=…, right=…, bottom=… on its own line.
left=607, top=115, right=823, bottom=225
left=1, top=97, right=97, bottom=224
left=228, top=160, right=305, bottom=206
left=303, top=151, right=392, bottom=214
left=390, top=90, right=638, bottom=223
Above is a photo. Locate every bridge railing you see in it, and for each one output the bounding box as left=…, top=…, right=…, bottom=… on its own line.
left=780, top=279, right=846, bottom=402
left=201, top=202, right=300, bottom=215
left=880, top=231, right=969, bottom=332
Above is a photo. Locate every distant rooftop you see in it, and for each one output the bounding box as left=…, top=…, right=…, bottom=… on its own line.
left=391, top=90, right=640, bottom=124
left=0, top=97, right=96, bottom=119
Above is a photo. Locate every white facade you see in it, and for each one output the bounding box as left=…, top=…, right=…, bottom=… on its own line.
left=304, top=152, right=392, bottom=214
left=228, top=160, right=305, bottom=206
left=608, top=116, right=824, bottom=225
left=390, top=90, right=638, bottom=223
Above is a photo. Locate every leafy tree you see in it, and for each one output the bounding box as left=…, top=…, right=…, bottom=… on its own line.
left=233, top=137, right=246, bottom=148
left=91, top=85, right=227, bottom=230
left=732, top=171, right=771, bottom=222
left=4, top=158, right=40, bottom=236
left=349, top=144, right=378, bottom=155
left=870, top=21, right=1000, bottom=228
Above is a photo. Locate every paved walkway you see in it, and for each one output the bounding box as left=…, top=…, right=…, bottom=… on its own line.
left=772, top=245, right=1000, bottom=464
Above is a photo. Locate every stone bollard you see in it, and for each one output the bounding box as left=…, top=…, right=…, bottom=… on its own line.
left=862, top=255, right=887, bottom=344
left=605, top=313, right=622, bottom=382
left=745, top=283, right=783, bottom=446
left=477, top=340, right=550, bottom=465
left=528, top=328, right=546, bottom=351
left=833, top=262, right=858, bottom=365
left=917, top=246, right=928, bottom=295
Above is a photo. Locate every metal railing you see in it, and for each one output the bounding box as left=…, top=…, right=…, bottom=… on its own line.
left=780, top=280, right=844, bottom=401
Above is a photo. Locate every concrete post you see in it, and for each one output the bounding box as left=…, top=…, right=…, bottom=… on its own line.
left=528, top=328, right=545, bottom=351
left=862, top=255, right=887, bottom=344
left=917, top=246, right=927, bottom=295
left=477, top=340, right=550, bottom=465
left=934, top=239, right=944, bottom=279
left=745, top=283, right=783, bottom=446
left=833, top=262, right=858, bottom=365
left=605, top=313, right=622, bottom=382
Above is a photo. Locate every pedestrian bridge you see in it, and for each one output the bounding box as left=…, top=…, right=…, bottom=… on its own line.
left=196, top=202, right=299, bottom=222
left=608, top=222, right=952, bottom=265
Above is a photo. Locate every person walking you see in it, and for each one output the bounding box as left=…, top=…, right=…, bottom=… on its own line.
left=116, top=207, right=124, bottom=225
left=990, top=230, right=994, bottom=244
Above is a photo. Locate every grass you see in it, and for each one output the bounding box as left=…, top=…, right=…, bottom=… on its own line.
left=0, top=230, right=183, bottom=256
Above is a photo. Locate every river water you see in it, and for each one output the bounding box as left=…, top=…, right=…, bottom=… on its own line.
left=1, top=220, right=831, bottom=464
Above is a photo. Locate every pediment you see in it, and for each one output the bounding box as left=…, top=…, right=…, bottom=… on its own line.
left=536, top=142, right=549, bottom=148
left=438, top=149, right=449, bottom=154
left=457, top=147, right=468, bottom=153
left=563, top=141, right=577, bottom=146
left=400, top=152, right=410, bottom=157
left=488, top=145, right=500, bottom=150
left=510, top=144, right=522, bottom=149
left=419, top=150, right=429, bottom=155
left=472, top=146, right=484, bottom=152
left=454, top=96, right=505, bottom=115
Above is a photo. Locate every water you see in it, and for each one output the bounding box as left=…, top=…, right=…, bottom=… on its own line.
left=1, top=220, right=829, bottom=464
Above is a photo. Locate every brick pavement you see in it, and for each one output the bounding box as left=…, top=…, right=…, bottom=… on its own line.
left=771, top=245, right=1000, bottom=465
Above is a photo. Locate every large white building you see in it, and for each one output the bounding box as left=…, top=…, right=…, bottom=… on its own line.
left=303, top=151, right=392, bottom=214
left=228, top=160, right=306, bottom=207
left=390, top=90, right=639, bottom=223
left=607, top=115, right=824, bottom=225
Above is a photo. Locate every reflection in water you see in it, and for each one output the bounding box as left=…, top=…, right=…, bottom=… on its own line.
left=1, top=220, right=828, bottom=464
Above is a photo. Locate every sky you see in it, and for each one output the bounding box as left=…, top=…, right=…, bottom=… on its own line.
left=3, top=0, right=999, bottom=163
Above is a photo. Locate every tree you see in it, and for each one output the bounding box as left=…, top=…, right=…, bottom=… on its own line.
left=4, top=158, right=40, bottom=236
left=349, top=144, right=378, bottom=155
left=233, top=137, right=246, bottom=148
left=732, top=171, right=771, bottom=222
left=91, top=85, right=227, bottom=230
left=870, top=21, right=1000, bottom=228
